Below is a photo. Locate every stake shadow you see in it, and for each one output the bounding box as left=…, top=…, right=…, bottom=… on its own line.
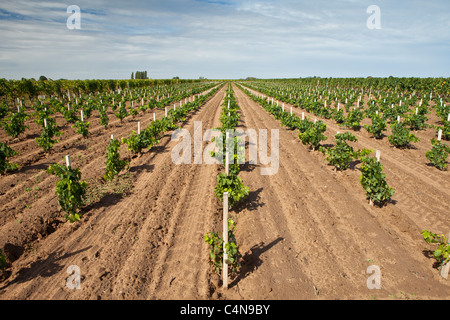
left=129, top=163, right=155, bottom=174
left=235, top=187, right=264, bottom=213
left=425, top=162, right=448, bottom=170
left=422, top=250, right=443, bottom=269
left=149, top=144, right=169, bottom=155
left=229, top=237, right=284, bottom=288
left=83, top=191, right=126, bottom=212
left=16, top=162, right=50, bottom=174
left=239, top=162, right=257, bottom=173
left=25, top=133, right=40, bottom=140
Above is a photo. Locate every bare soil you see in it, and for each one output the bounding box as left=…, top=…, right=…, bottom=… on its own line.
left=0, top=83, right=449, bottom=300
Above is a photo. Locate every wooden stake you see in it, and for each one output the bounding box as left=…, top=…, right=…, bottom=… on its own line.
left=441, top=232, right=450, bottom=279
left=223, top=192, right=229, bottom=290
left=225, top=132, right=230, bottom=176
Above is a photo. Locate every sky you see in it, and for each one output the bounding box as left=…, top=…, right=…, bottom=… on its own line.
left=0, top=0, right=449, bottom=80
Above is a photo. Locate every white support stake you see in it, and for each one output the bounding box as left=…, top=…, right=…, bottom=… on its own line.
left=65, top=155, right=71, bottom=168
left=165, top=107, right=167, bottom=118
left=81, top=110, right=84, bottom=122
left=376, top=150, right=381, bottom=162
left=438, top=129, right=442, bottom=141
left=153, top=113, right=156, bottom=121
left=441, top=232, right=450, bottom=279
left=225, top=132, right=230, bottom=176
left=441, top=261, right=450, bottom=280
left=138, top=122, right=141, bottom=135
left=44, top=118, right=47, bottom=128
left=223, top=192, right=229, bottom=290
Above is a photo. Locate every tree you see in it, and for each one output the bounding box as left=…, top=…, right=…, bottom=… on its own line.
left=131, top=72, right=134, bottom=80
left=134, top=71, right=149, bottom=80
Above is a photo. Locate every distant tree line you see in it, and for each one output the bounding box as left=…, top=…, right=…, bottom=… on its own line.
left=131, top=71, right=149, bottom=80
left=0, top=77, right=203, bottom=100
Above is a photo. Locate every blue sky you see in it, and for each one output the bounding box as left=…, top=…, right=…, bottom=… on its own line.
left=0, top=0, right=449, bottom=80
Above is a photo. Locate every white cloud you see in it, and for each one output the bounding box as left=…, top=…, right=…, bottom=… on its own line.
left=0, top=0, right=449, bottom=79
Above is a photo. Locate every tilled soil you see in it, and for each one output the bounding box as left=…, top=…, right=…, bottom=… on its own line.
left=0, top=86, right=225, bottom=299
left=0, top=83, right=449, bottom=300
left=222, top=84, right=449, bottom=300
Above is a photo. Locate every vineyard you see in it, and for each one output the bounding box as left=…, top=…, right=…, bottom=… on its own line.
left=0, top=77, right=449, bottom=300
